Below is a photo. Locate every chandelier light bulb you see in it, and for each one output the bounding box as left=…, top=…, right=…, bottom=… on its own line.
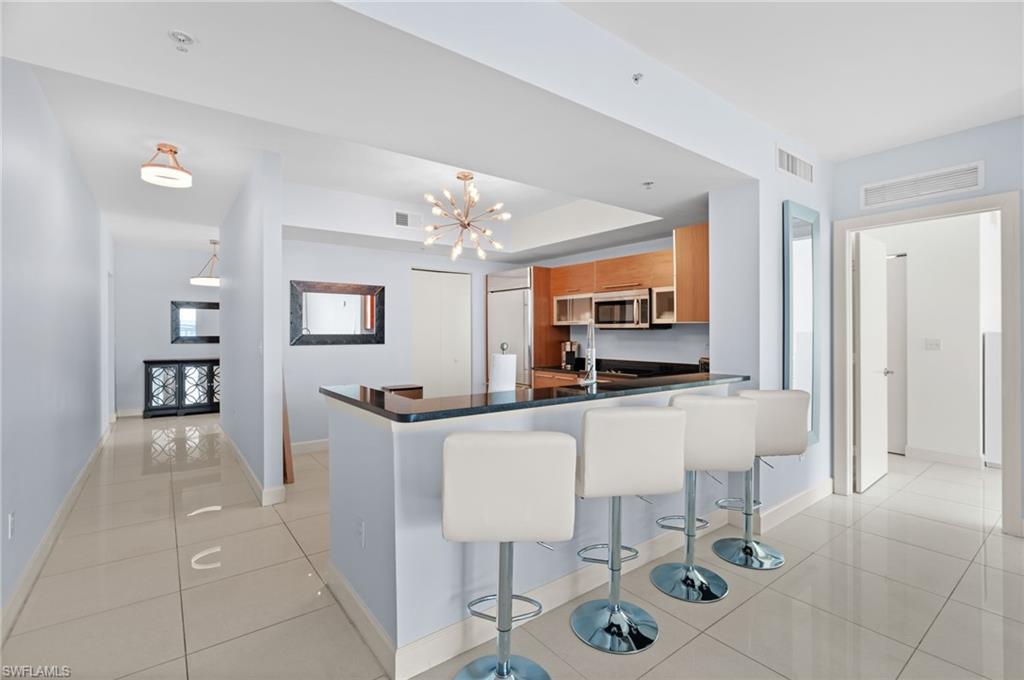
left=493, top=241, right=504, bottom=250
left=423, top=193, right=435, bottom=203
left=432, top=206, right=444, bottom=216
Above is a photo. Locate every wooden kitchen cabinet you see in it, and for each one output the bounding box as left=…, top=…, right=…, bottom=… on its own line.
left=673, top=223, right=709, bottom=323
left=532, top=370, right=580, bottom=389
left=550, top=262, right=595, bottom=296
left=594, top=250, right=673, bottom=291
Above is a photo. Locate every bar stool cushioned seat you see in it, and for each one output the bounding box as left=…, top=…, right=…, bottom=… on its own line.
left=711, top=390, right=810, bottom=570
left=651, top=394, right=757, bottom=603
left=443, top=431, right=577, bottom=680
left=571, top=407, right=687, bottom=654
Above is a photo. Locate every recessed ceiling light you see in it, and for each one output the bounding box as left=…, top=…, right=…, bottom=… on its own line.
left=168, top=29, right=196, bottom=53
left=642, top=181, right=655, bottom=190
left=141, top=143, right=192, bottom=188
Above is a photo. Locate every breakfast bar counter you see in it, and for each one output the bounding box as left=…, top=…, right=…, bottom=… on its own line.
left=320, top=373, right=748, bottom=679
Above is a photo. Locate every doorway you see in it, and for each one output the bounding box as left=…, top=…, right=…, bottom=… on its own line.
left=410, top=269, right=472, bottom=398
left=834, top=192, right=1021, bottom=537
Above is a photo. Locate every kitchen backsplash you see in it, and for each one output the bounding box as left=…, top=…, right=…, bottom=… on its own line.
left=568, top=324, right=709, bottom=364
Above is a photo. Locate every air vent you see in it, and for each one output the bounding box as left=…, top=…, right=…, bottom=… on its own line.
left=861, top=162, right=984, bottom=209
left=394, top=211, right=421, bottom=230
left=777, top=147, right=814, bottom=183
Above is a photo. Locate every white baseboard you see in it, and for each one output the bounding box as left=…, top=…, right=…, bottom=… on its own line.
left=324, top=560, right=397, bottom=680
left=116, top=408, right=142, bottom=418
left=1, top=425, right=111, bottom=642
left=226, top=438, right=285, bottom=507
left=753, top=477, right=834, bottom=535
left=292, top=439, right=328, bottom=455
left=326, top=509, right=728, bottom=680
left=906, top=446, right=983, bottom=469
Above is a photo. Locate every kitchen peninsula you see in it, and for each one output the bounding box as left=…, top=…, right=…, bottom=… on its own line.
left=319, top=372, right=747, bottom=679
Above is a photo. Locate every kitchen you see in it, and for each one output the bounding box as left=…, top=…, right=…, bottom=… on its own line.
left=488, top=222, right=710, bottom=393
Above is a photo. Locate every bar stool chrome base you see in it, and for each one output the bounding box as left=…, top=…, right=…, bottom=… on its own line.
left=650, top=562, right=729, bottom=603
left=570, top=599, right=658, bottom=654
left=454, top=654, right=551, bottom=680
left=712, top=537, right=785, bottom=570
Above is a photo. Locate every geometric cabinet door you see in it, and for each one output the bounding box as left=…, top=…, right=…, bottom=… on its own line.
left=144, top=358, right=220, bottom=418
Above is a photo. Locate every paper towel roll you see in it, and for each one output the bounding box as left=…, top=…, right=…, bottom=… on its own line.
left=489, top=353, right=517, bottom=393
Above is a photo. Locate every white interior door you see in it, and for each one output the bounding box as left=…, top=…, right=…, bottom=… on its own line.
left=855, top=232, right=890, bottom=491
left=887, top=255, right=908, bottom=455
left=411, top=270, right=472, bottom=398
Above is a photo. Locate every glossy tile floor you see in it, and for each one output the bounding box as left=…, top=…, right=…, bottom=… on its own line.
left=2, top=415, right=382, bottom=680
left=3, top=416, right=1020, bottom=680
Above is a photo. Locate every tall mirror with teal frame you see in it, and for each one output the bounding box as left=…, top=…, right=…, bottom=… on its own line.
left=783, top=200, right=821, bottom=444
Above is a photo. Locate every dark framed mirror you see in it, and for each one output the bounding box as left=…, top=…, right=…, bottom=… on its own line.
left=171, top=301, right=220, bottom=344
left=290, top=280, right=385, bottom=346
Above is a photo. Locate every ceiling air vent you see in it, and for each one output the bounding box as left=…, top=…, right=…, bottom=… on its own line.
left=394, top=211, right=421, bottom=230
left=777, top=147, right=814, bottom=183
left=861, top=162, right=984, bottom=209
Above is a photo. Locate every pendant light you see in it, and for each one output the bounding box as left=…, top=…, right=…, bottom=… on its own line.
left=190, top=239, right=220, bottom=287
left=141, top=143, right=192, bottom=188
left=422, top=171, right=508, bottom=260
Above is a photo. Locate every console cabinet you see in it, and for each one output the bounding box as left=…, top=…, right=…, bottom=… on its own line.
left=144, top=358, right=221, bottom=418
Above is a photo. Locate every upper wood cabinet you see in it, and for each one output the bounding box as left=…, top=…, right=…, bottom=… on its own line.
left=550, top=261, right=595, bottom=296
left=594, top=250, right=673, bottom=291
left=673, top=223, right=709, bottom=323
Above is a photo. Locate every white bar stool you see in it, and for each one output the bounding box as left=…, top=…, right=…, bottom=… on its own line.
left=712, top=389, right=810, bottom=570
left=652, top=394, right=757, bottom=603
left=443, top=431, right=577, bottom=680
left=570, top=407, right=687, bottom=654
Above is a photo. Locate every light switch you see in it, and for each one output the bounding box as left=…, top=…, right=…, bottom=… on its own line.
left=925, top=338, right=942, bottom=351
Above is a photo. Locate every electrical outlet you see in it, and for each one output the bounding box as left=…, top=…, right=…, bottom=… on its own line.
left=7, top=512, right=14, bottom=540
left=356, top=517, right=366, bottom=549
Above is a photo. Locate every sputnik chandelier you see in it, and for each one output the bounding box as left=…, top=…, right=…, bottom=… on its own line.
left=423, top=171, right=509, bottom=260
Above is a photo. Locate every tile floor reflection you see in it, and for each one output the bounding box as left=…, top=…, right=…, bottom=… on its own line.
left=1, top=416, right=1018, bottom=680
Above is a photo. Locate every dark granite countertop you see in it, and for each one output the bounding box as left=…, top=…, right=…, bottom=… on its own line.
left=320, top=373, right=749, bottom=423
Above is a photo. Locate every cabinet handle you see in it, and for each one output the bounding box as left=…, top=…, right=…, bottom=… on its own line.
left=565, top=288, right=581, bottom=293
left=601, top=282, right=642, bottom=289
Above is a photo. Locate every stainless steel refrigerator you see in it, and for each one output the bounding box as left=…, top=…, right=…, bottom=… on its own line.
left=487, top=268, right=534, bottom=388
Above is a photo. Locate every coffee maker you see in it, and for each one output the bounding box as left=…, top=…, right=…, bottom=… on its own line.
left=560, top=341, right=580, bottom=370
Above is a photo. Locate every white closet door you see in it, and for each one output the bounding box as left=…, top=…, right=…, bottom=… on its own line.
left=411, top=270, right=472, bottom=398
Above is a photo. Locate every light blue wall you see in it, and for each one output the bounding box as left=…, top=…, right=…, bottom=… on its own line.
left=834, top=116, right=1024, bottom=518
left=219, top=152, right=284, bottom=494
left=1, top=60, right=104, bottom=606
left=283, top=238, right=503, bottom=444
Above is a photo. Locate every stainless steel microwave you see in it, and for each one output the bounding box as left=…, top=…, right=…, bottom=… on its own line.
left=592, top=289, right=651, bottom=329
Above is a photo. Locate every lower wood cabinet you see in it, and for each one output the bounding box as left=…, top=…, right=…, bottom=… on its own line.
left=144, top=358, right=220, bottom=418
left=532, top=370, right=580, bottom=389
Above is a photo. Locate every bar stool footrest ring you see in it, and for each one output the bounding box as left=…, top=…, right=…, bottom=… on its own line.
left=714, top=498, right=763, bottom=512
left=576, top=543, right=639, bottom=565
left=657, top=515, right=710, bottom=532
left=466, top=593, right=543, bottom=623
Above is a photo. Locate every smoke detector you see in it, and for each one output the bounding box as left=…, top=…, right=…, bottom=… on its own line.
left=168, top=30, right=196, bottom=53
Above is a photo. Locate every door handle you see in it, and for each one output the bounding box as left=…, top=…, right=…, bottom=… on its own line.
left=882, top=368, right=894, bottom=376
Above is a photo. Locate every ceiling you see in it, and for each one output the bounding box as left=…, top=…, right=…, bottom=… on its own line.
left=31, top=66, right=582, bottom=246
left=5, top=2, right=745, bottom=256
left=570, top=2, right=1023, bottom=161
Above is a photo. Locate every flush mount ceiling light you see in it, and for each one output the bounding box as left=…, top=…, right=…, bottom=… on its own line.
left=422, top=171, right=508, bottom=261
left=141, top=143, right=192, bottom=188
left=190, top=239, right=220, bottom=287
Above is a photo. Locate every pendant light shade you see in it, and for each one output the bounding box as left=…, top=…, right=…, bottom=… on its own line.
left=141, top=143, right=192, bottom=188
left=190, top=239, right=220, bottom=287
